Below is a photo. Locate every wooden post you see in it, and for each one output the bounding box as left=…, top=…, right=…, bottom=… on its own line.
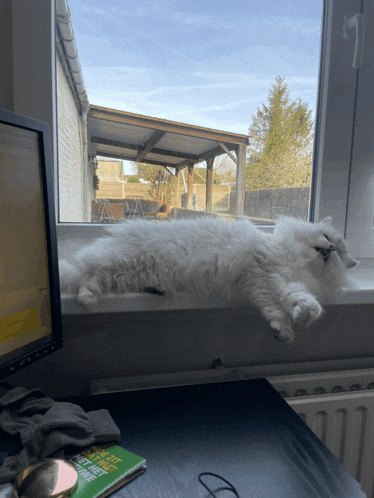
left=206, top=157, right=214, bottom=212
left=174, top=168, right=180, bottom=207
left=235, top=143, right=246, bottom=215
left=187, top=164, right=194, bottom=208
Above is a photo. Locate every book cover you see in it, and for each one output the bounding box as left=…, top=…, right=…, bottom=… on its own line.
left=68, top=444, right=146, bottom=498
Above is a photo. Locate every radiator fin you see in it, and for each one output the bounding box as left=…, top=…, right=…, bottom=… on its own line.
left=288, top=391, right=374, bottom=497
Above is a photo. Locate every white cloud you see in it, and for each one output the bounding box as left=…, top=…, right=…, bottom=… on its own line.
left=69, top=0, right=321, bottom=133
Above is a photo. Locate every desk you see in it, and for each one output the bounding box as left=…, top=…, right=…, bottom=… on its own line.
left=2, top=379, right=367, bottom=497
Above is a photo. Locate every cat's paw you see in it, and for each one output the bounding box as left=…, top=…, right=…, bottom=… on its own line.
left=293, top=298, right=322, bottom=326
left=78, top=287, right=99, bottom=308
left=270, top=321, right=295, bottom=343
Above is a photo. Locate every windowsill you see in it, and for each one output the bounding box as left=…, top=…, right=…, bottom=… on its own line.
left=61, top=292, right=243, bottom=314
left=60, top=262, right=374, bottom=314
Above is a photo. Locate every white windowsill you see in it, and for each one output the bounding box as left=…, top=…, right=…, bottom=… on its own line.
left=60, top=262, right=374, bottom=314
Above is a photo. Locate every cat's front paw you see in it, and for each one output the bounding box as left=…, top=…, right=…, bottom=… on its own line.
left=293, top=298, right=322, bottom=326
left=78, top=287, right=99, bottom=308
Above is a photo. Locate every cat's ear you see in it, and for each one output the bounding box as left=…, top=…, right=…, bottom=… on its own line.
left=320, top=217, right=333, bottom=225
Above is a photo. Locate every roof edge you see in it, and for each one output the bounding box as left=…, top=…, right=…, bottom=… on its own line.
left=56, top=0, right=90, bottom=113
left=89, top=105, right=249, bottom=144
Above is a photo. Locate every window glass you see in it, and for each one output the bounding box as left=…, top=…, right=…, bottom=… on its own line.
left=57, top=0, right=323, bottom=224
left=342, top=0, right=374, bottom=259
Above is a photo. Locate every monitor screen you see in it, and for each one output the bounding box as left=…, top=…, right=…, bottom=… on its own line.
left=0, top=109, right=62, bottom=380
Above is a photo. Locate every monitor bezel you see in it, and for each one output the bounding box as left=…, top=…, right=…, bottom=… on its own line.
left=0, top=109, right=63, bottom=380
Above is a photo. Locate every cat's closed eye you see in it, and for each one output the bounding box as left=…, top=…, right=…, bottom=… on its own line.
left=315, top=246, right=331, bottom=261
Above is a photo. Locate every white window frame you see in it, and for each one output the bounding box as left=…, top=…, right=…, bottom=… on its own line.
left=311, top=0, right=372, bottom=263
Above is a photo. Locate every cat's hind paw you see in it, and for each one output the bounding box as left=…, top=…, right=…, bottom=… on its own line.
left=78, top=287, right=99, bottom=309
left=293, top=298, right=322, bottom=326
left=270, top=321, right=295, bottom=343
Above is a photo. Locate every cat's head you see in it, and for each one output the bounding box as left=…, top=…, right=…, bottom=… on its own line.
left=273, top=216, right=358, bottom=270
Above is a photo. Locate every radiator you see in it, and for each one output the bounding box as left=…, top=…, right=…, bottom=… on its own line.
left=92, top=367, right=374, bottom=497
left=268, top=370, right=374, bottom=498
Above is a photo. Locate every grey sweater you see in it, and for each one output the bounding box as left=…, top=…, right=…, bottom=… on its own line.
left=0, top=387, right=120, bottom=484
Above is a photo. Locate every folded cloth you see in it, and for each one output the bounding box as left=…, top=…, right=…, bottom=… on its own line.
left=0, top=387, right=121, bottom=484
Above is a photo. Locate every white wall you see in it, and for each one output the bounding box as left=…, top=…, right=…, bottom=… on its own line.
left=56, top=53, right=85, bottom=222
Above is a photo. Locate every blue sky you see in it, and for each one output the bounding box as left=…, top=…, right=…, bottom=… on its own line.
left=67, top=0, right=323, bottom=173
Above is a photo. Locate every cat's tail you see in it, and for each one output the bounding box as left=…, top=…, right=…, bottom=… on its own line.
left=58, top=260, right=80, bottom=294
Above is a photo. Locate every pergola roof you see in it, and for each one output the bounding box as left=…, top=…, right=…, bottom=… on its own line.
left=88, top=105, right=249, bottom=169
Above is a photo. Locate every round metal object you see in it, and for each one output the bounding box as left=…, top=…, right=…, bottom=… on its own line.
left=16, top=459, right=78, bottom=498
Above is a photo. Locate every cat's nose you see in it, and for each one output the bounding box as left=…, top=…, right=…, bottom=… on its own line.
left=329, top=243, right=335, bottom=251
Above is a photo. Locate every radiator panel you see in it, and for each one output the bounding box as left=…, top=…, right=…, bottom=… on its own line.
left=287, top=391, right=374, bottom=497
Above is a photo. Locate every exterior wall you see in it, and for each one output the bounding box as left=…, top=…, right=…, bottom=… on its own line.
left=96, top=159, right=125, bottom=182
left=57, top=53, right=85, bottom=222
left=230, top=187, right=310, bottom=222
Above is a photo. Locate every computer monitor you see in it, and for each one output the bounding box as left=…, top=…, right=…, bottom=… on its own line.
left=0, top=109, right=63, bottom=380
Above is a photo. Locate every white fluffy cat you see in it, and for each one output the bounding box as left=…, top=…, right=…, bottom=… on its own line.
left=59, top=216, right=358, bottom=343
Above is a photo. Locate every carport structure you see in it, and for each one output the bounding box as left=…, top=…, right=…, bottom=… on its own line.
left=88, top=105, right=249, bottom=214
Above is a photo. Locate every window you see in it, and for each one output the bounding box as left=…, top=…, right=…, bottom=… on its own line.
left=54, top=0, right=374, bottom=307
left=57, top=0, right=327, bottom=225
left=311, top=0, right=374, bottom=261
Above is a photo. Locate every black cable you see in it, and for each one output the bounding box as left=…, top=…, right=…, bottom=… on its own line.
left=198, top=472, right=240, bottom=497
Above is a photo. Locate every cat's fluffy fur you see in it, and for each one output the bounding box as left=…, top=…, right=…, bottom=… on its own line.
left=59, top=216, right=358, bottom=343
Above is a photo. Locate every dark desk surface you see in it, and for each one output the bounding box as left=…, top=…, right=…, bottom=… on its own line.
left=2, top=379, right=367, bottom=498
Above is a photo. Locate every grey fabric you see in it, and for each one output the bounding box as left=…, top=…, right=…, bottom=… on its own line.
left=0, top=483, right=17, bottom=498
left=0, top=387, right=120, bottom=484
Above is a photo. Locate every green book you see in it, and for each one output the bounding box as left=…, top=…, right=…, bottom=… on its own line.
left=68, top=444, right=146, bottom=498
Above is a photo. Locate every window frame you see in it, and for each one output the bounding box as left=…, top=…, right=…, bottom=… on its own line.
left=55, top=0, right=374, bottom=312
left=310, top=0, right=359, bottom=238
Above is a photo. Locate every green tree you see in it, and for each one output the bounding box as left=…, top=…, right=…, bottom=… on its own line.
left=246, top=76, right=314, bottom=190
left=126, top=175, right=141, bottom=183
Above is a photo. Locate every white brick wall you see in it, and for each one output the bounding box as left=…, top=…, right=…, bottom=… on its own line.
left=57, top=53, right=86, bottom=222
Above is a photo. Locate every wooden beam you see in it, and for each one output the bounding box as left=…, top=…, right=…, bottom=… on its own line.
left=89, top=106, right=250, bottom=145
left=205, top=157, right=214, bottom=212
left=235, top=143, right=246, bottom=215
left=218, top=141, right=238, bottom=164
left=176, top=144, right=237, bottom=169
left=198, top=144, right=236, bottom=162
left=92, top=136, right=200, bottom=162
left=187, top=164, right=194, bottom=209
left=92, top=136, right=137, bottom=150
left=136, top=130, right=165, bottom=161
left=164, top=166, right=174, bottom=176
left=96, top=151, right=178, bottom=169
left=174, top=169, right=180, bottom=208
